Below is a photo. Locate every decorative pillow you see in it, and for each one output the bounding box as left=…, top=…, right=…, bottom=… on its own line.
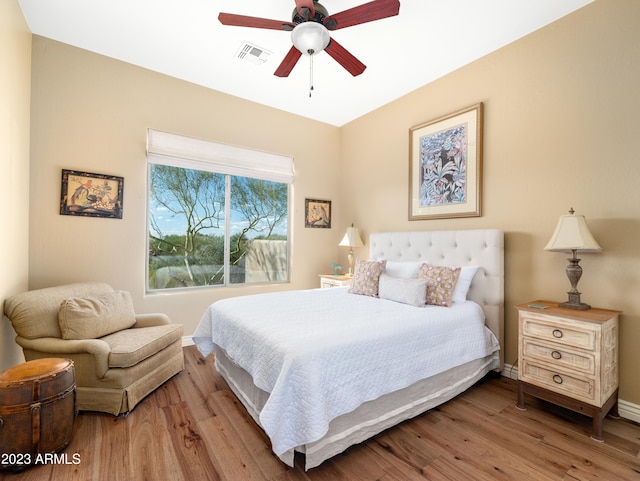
left=452, top=266, right=479, bottom=304
left=383, top=260, right=425, bottom=279
left=348, top=259, right=387, bottom=297
left=378, top=274, right=428, bottom=307
left=418, top=264, right=461, bottom=307
left=58, top=290, right=136, bottom=340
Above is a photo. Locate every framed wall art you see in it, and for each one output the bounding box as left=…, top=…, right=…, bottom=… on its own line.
left=304, top=198, right=331, bottom=228
left=409, top=102, right=483, bottom=220
left=60, top=169, right=124, bottom=219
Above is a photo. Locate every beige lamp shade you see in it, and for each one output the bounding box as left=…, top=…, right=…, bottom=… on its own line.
left=339, top=225, right=364, bottom=248
left=544, top=211, right=602, bottom=253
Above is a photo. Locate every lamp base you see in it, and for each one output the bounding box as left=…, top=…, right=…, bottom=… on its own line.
left=559, top=292, right=591, bottom=310
left=347, top=249, right=355, bottom=277
left=559, top=301, right=591, bottom=310
left=559, top=252, right=591, bottom=310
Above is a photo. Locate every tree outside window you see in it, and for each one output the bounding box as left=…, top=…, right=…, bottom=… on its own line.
left=148, top=164, right=289, bottom=290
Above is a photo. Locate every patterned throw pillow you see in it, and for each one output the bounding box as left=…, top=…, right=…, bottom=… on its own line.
left=418, top=264, right=461, bottom=307
left=348, top=259, right=387, bottom=297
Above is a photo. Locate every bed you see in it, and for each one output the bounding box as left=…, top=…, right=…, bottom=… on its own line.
left=193, top=229, right=504, bottom=469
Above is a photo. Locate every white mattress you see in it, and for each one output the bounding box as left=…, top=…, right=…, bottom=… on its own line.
left=193, top=286, right=499, bottom=465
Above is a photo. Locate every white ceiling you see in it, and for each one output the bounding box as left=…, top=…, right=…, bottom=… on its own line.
left=18, top=0, right=593, bottom=126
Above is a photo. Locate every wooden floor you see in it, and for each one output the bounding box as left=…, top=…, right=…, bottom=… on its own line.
left=3, top=346, right=640, bottom=481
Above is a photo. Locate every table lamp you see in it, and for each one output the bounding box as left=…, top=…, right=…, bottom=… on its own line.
left=544, top=208, right=602, bottom=310
left=339, top=223, right=363, bottom=276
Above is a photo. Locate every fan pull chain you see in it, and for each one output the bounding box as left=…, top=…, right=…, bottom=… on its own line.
left=309, top=54, right=314, bottom=98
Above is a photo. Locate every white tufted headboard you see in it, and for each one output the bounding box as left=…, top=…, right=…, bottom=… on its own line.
left=369, top=229, right=504, bottom=368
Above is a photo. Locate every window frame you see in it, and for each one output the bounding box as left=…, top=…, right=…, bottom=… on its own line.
left=146, top=129, right=294, bottom=292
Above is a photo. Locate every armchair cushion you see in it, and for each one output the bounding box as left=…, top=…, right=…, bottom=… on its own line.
left=101, top=324, right=183, bottom=368
left=58, top=290, right=136, bottom=340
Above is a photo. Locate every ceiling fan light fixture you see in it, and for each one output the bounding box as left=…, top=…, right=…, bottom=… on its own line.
left=291, top=22, right=330, bottom=55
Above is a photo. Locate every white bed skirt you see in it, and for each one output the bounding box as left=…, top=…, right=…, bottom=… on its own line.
left=215, top=348, right=501, bottom=470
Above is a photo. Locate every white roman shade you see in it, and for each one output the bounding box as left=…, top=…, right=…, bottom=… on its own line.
left=147, top=129, right=295, bottom=184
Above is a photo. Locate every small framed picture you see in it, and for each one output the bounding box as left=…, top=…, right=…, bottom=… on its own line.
left=305, top=198, right=331, bottom=228
left=60, top=169, right=124, bottom=219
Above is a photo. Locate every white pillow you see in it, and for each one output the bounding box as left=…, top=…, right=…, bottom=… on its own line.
left=378, top=273, right=427, bottom=307
left=452, top=266, right=479, bottom=304
left=382, top=260, right=425, bottom=279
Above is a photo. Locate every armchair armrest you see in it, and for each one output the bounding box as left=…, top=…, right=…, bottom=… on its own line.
left=15, top=336, right=112, bottom=378
left=133, top=313, right=171, bottom=328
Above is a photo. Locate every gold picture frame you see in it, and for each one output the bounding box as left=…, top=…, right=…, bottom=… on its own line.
left=409, top=103, right=483, bottom=220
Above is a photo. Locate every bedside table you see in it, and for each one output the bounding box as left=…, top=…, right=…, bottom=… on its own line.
left=319, top=275, right=352, bottom=288
left=516, top=301, right=621, bottom=441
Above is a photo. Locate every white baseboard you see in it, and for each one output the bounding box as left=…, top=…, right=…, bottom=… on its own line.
left=618, top=400, right=640, bottom=424
left=501, top=362, right=519, bottom=380
left=501, top=363, right=640, bottom=424
left=182, top=336, right=195, bottom=347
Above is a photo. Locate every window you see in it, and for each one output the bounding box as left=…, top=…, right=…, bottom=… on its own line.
left=146, top=129, right=293, bottom=291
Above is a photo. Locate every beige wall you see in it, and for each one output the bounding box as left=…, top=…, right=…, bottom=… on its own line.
left=0, top=0, right=31, bottom=370
left=27, top=36, right=342, bottom=344
left=6, top=0, right=640, bottom=406
left=340, top=0, right=640, bottom=403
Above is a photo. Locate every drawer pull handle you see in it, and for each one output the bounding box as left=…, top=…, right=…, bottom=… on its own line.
left=551, top=350, right=562, bottom=360
left=552, top=329, right=563, bottom=338
left=553, top=374, right=563, bottom=384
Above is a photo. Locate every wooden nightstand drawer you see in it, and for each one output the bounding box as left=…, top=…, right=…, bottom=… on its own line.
left=522, top=338, right=595, bottom=375
left=520, top=359, right=595, bottom=403
left=521, top=315, right=596, bottom=350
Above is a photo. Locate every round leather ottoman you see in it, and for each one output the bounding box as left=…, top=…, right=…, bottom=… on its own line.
left=0, top=358, right=77, bottom=470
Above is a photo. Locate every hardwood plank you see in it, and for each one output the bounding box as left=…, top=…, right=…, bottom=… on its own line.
left=430, top=400, right=567, bottom=480
left=505, top=400, right=640, bottom=475
left=322, top=441, right=427, bottom=481
left=407, top=418, right=534, bottom=481
left=129, top=399, right=183, bottom=481
left=161, top=401, right=222, bottom=481
left=202, top=390, right=287, bottom=481
left=3, top=346, right=640, bottom=481
left=175, top=349, right=223, bottom=422
left=373, top=421, right=441, bottom=471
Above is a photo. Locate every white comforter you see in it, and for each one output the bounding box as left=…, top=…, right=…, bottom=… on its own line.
left=193, top=287, right=499, bottom=461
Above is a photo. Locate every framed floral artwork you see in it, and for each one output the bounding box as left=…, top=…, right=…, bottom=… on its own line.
left=409, top=103, right=483, bottom=220
left=60, top=169, right=124, bottom=219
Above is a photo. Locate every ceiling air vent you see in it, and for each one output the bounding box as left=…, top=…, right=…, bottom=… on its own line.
left=235, top=41, right=272, bottom=66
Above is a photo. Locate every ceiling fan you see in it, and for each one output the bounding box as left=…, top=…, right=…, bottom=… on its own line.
left=218, top=0, right=401, bottom=78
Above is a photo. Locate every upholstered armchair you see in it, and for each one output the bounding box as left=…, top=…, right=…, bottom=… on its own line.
left=3, top=282, right=184, bottom=415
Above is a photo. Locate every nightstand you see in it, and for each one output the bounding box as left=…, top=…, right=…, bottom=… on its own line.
left=319, top=275, right=352, bottom=288
left=516, top=301, right=620, bottom=441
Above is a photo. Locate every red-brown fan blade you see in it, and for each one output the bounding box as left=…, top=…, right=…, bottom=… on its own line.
left=324, top=39, right=366, bottom=76
left=294, top=0, right=315, bottom=18
left=274, top=46, right=303, bottom=77
left=218, top=12, right=295, bottom=31
left=323, top=0, right=400, bottom=30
